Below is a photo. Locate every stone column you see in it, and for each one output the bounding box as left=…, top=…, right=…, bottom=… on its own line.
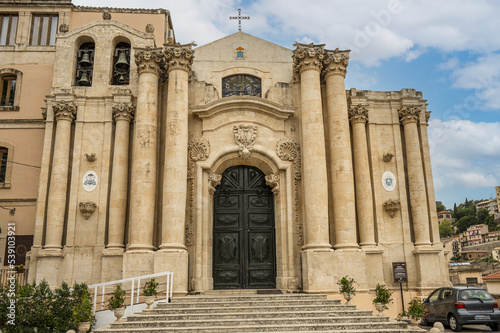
left=292, top=43, right=331, bottom=251
left=349, top=105, right=376, bottom=247
left=399, top=106, right=431, bottom=247
left=107, top=103, right=134, bottom=250
left=323, top=49, right=358, bottom=250
left=128, top=48, right=164, bottom=251
left=44, top=101, right=76, bottom=249
left=159, top=43, right=195, bottom=251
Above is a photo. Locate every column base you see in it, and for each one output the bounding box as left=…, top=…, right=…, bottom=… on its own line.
left=413, top=246, right=451, bottom=289
left=123, top=250, right=154, bottom=278
left=301, top=250, right=368, bottom=293
left=127, top=243, right=155, bottom=251
left=154, top=249, right=188, bottom=296
left=102, top=248, right=124, bottom=283
left=158, top=243, right=187, bottom=251
left=333, top=242, right=360, bottom=250
left=301, top=243, right=332, bottom=251
left=34, top=249, right=64, bottom=287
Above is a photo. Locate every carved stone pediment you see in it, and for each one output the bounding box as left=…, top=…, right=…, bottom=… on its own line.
left=191, top=97, right=295, bottom=133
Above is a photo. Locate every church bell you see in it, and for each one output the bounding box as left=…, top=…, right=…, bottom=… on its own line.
left=115, top=51, right=129, bottom=70
left=79, top=51, right=92, bottom=67
left=78, top=71, right=90, bottom=86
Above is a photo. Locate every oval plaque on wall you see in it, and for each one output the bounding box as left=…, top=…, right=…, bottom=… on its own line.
left=382, top=171, right=396, bottom=192
left=82, top=170, right=98, bottom=192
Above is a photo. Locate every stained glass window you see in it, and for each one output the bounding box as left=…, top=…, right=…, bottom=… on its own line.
left=222, top=75, right=261, bottom=98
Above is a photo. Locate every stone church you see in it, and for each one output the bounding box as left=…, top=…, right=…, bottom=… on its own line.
left=0, top=0, right=449, bottom=311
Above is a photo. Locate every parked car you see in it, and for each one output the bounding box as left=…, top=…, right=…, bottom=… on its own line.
left=422, top=286, right=500, bottom=332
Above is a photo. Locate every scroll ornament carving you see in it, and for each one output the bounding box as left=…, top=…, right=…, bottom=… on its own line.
left=134, top=47, right=165, bottom=76
left=164, top=42, right=196, bottom=72
left=59, top=23, right=69, bottom=33
left=188, top=139, right=210, bottom=162
left=323, top=48, right=350, bottom=77
left=102, top=11, right=111, bottom=20
left=276, top=138, right=301, bottom=180
left=112, top=103, right=135, bottom=122
left=265, top=173, right=280, bottom=194
left=348, top=104, right=368, bottom=124
left=53, top=101, right=77, bottom=122
left=292, top=42, right=325, bottom=74
left=79, top=201, right=97, bottom=220
left=208, top=173, right=222, bottom=195
left=234, top=124, right=258, bottom=159
left=398, top=105, right=421, bottom=125
left=384, top=200, right=401, bottom=218
left=425, top=111, right=431, bottom=125
left=145, top=24, right=154, bottom=33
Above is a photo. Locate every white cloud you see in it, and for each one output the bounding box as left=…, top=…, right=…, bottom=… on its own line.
left=447, top=53, right=500, bottom=110
left=428, top=119, right=500, bottom=193
left=438, top=57, right=460, bottom=71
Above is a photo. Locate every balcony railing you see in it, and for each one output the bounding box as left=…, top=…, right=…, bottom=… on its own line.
left=0, top=268, right=29, bottom=286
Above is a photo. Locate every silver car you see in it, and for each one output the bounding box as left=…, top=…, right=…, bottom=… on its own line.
left=423, top=286, right=500, bottom=332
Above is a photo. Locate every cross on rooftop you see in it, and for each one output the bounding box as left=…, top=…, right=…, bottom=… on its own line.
left=230, top=8, right=250, bottom=32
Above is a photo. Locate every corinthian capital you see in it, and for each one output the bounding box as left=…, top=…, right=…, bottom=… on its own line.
left=112, top=103, right=135, bottom=122
left=292, top=42, right=325, bottom=74
left=164, top=42, right=196, bottom=73
left=398, top=105, right=421, bottom=125
left=53, top=101, right=77, bottom=122
left=134, top=47, right=165, bottom=76
left=323, top=48, right=350, bottom=77
left=348, top=105, right=368, bottom=124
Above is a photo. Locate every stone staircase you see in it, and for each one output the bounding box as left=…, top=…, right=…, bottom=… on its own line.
left=96, top=293, right=423, bottom=332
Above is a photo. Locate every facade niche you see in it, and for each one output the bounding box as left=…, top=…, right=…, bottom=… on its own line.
left=112, top=42, right=130, bottom=85
left=75, top=41, right=95, bottom=86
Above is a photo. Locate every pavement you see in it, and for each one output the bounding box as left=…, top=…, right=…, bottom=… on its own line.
left=419, top=324, right=496, bottom=332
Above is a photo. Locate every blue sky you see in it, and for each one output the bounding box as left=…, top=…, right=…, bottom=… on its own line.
left=76, top=0, right=500, bottom=209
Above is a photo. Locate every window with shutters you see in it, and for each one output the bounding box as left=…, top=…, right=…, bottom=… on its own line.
left=30, top=14, right=58, bottom=46
left=0, top=14, right=18, bottom=45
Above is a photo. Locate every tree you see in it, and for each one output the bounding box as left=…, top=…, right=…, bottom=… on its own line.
left=477, top=208, right=490, bottom=224
left=485, top=215, right=497, bottom=232
left=436, top=201, right=446, bottom=213
left=439, top=219, right=454, bottom=238
left=453, top=203, right=458, bottom=217
left=455, top=207, right=475, bottom=220
left=455, top=215, right=479, bottom=234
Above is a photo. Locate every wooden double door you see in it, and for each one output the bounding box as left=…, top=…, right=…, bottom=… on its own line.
left=213, top=165, right=276, bottom=289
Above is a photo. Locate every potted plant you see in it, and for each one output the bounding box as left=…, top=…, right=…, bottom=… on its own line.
left=143, top=278, right=159, bottom=309
left=337, top=275, right=356, bottom=304
left=407, top=297, right=427, bottom=326
left=14, top=264, right=25, bottom=273
left=73, top=290, right=95, bottom=333
left=373, top=283, right=393, bottom=315
left=107, top=285, right=127, bottom=322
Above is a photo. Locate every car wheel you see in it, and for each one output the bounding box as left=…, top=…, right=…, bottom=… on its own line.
left=448, top=314, right=462, bottom=332
left=490, top=322, right=500, bottom=332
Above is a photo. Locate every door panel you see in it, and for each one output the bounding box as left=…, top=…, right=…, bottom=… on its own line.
left=213, top=166, right=276, bottom=289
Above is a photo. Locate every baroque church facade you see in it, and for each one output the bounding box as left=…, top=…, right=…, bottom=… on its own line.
left=0, top=0, right=449, bottom=310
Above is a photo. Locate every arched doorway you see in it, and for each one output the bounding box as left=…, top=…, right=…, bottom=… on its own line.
left=213, top=165, right=276, bottom=289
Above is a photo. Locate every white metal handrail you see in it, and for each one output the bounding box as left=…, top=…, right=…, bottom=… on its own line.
left=88, top=271, right=174, bottom=315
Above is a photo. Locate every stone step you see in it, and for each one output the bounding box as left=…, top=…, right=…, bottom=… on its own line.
left=110, top=317, right=396, bottom=329
left=100, top=321, right=413, bottom=333
left=170, top=293, right=328, bottom=303
left=156, top=298, right=341, bottom=308
left=146, top=303, right=357, bottom=314
left=127, top=309, right=374, bottom=321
